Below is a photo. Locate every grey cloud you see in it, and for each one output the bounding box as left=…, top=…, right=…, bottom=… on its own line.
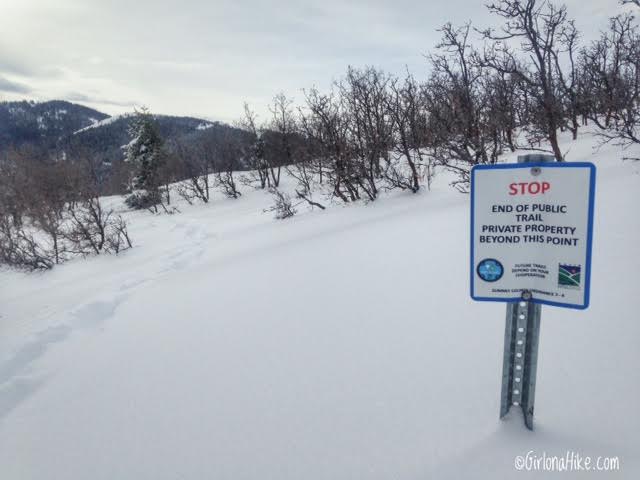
left=0, top=75, right=32, bottom=94
left=0, top=46, right=65, bottom=79
left=64, top=92, right=136, bottom=108
left=1, top=0, right=625, bottom=119
left=0, top=52, right=33, bottom=77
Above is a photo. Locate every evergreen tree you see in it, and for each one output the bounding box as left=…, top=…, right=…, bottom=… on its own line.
left=125, top=107, right=164, bottom=196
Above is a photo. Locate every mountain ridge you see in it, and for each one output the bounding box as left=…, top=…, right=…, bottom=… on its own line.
left=0, top=99, right=246, bottom=194
left=0, top=99, right=219, bottom=154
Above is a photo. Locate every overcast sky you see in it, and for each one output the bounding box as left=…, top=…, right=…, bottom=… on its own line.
left=0, top=0, right=630, bottom=122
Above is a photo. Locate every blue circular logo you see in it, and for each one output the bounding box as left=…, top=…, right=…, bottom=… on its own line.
left=477, top=258, right=504, bottom=282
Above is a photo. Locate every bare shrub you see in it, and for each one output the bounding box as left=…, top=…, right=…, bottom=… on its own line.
left=582, top=13, right=640, bottom=157
left=105, top=215, right=133, bottom=253
left=0, top=147, right=134, bottom=271
left=172, top=138, right=212, bottom=204
left=0, top=215, right=54, bottom=271
left=213, top=128, right=244, bottom=199
left=287, top=162, right=326, bottom=210
left=215, top=171, right=241, bottom=198
left=264, top=188, right=297, bottom=219
left=64, top=197, right=133, bottom=256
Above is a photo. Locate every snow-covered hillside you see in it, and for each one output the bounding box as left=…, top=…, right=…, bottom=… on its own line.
left=1, top=130, right=639, bottom=479
left=72, top=113, right=127, bottom=134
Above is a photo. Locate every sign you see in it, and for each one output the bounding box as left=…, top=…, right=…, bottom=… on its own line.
left=471, top=162, right=596, bottom=309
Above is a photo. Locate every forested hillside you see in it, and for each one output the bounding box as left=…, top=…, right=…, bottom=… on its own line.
left=0, top=100, right=250, bottom=193
left=0, top=100, right=108, bottom=149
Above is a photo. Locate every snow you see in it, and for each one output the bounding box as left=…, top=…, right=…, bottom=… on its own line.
left=73, top=114, right=129, bottom=134
left=196, top=121, right=213, bottom=130
left=0, top=129, right=639, bottom=479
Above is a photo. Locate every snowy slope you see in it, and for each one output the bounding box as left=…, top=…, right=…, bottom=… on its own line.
left=72, top=113, right=126, bottom=134
left=1, top=130, right=639, bottom=479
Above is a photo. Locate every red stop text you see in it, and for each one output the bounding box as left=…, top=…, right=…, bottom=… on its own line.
left=508, top=182, right=551, bottom=195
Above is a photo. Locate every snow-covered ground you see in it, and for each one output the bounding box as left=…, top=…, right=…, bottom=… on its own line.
left=1, top=130, right=639, bottom=479
left=73, top=113, right=129, bottom=134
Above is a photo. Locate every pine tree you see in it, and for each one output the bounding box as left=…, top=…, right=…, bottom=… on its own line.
left=124, top=107, right=165, bottom=209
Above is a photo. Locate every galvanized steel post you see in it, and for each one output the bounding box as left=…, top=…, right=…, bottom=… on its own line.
left=499, top=154, right=555, bottom=430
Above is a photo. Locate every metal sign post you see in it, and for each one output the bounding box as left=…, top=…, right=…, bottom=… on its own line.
left=470, top=154, right=596, bottom=431
left=499, top=154, right=554, bottom=430
left=500, top=293, right=542, bottom=429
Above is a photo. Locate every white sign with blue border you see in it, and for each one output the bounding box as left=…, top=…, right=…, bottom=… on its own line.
left=471, top=162, right=596, bottom=309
